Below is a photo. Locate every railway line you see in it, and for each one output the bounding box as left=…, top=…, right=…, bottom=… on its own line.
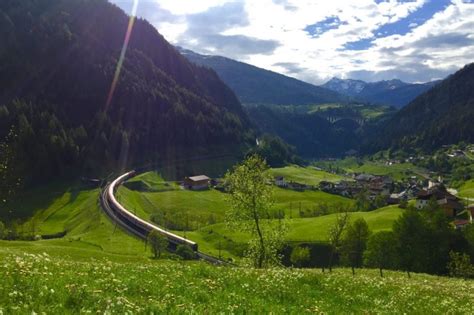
left=99, top=171, right=230, bottom=265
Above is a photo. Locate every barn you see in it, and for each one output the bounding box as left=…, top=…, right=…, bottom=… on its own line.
left=183, top=175, right=211, bottom=190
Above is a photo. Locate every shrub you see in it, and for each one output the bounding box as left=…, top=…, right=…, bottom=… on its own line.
left=290, top=246, right=311, bottom=268
left=147, top=230, right=168, bottom=259
left=176, top=245, right=196, bottom=260
left=447, top=251, right=474, bottom=279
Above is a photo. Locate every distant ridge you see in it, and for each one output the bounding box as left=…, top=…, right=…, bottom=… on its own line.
left=178, top=48, right=348, bottom=106
left=322, top=77, right=440, bottom=108
left=368, top=63, right=474, bottom=151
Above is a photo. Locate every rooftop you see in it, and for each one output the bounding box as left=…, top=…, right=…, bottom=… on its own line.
left=187, top=175, right=211, bottom=182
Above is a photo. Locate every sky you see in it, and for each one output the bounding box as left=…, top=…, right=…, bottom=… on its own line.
left=109, top=0, right=474, bottom=85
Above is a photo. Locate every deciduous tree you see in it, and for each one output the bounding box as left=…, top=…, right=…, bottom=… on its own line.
left=392, top=209, right=427, bottom=278
left=327, top=211, right=350, bottom=272
left=364, top=231, right=397, bottom=277
left=225, top=154, right=286, bottom=268
left=147, top=230, right=168, bottom=259
left=341, top=218, right=371, bottom=275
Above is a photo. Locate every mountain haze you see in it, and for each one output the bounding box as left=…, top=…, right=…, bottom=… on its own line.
left=323, top=77, right=440, bottom=108
left=178, top=48, right=348, bottom=106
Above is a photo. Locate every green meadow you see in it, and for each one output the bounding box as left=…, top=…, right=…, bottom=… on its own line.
left=0, top=251, right=472, bottom=314
left=178, top=205, right=403, bottom=260
left=459, top=180, right=474, bottom=199
left=269, top=165, right=344, bottom=185
left=116, top=177, right=354, bottom=226
left=0, top=168, right=471, bottom=314
left=2, top=184, right=148, bottom=259
left=315, top=157, right=426, bottom=180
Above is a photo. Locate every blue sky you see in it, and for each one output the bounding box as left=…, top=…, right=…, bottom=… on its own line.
left=110, top=0, right=474, bottom=84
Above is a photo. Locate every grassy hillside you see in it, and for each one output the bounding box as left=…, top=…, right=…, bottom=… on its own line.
left=459, top=180, right=474, bottom=199
left=2, top=183, right=148, bottom=258
left=315, top=157, right=426, bottom=180
left=0, top=174, right=469, bottom=313
left=182, top=206, right=403, bottom=259
left=269, top=165, right=343, bottom=185
left=0, top=251, right=472, bottom=314
left=116, top=178, right=354, bottom=225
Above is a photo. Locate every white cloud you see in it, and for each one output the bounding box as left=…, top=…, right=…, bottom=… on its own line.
left=110, top=0, right=474, bottom=84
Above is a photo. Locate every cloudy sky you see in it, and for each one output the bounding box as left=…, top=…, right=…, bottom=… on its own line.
left=110, top=0, right=474, bottom=85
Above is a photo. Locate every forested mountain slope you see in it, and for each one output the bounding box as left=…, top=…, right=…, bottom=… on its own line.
left=246, top=105, right=361, bottom=157
left=367, top=63, right=474, bottom=151
left=179, top=48, right=348, bottom=106
left=0, top=0, right=252, bottom=186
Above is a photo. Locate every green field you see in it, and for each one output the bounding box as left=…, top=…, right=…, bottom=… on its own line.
left=181, top=205, right=403, bottom=259
left=0, top=172, right=471, bottom=313
left=459, top=180, right=474, bottom=199
left=116, top=176, right=354, bottom=228
left=0, top=251, right=472, bottom=314
left=269, top=165, right=343, bottom=185
left=315, top=157, right=426, bottom=180
left=2, top=184, right=149, bottom=259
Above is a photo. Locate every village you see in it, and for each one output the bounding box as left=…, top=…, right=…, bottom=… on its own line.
left=181, top=164, right=474, bottom=230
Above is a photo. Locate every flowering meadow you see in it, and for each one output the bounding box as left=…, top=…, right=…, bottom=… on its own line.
left=1, top=252, right=473, bottom=314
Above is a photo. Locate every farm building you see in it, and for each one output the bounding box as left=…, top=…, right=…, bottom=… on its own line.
left=415, top=186, right=464, bottom=217
left=274, top=176, right=288, bottom=188
left=183, top=175, right=211, bottom=190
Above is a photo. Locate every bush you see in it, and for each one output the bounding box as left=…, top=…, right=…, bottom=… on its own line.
left=447, top=251, right=474, bottom=279
left=290, top=246, right=311, bottom=268
left=147, top=230, right=168, bottom=259
left=399, top=199, right=408, bottom=209
left=176, top=245, right=196, bottom=260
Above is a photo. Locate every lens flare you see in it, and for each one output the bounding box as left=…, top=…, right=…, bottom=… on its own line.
left=105, top=0, right=139, bottom=110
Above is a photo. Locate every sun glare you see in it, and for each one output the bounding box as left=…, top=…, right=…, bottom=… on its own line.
left=105, top=0, right=139, bottom=110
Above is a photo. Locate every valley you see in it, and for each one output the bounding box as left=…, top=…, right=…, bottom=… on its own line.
left=1, top=0, right=474, bottom=313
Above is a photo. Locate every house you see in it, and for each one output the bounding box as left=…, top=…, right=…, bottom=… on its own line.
left=415, top=186, right=464, bottom=217
left=388, top=193, right=401, bottom=205
left=319, top=181, right=334, bottom=191
left=388, top=191, right=409, bottom=204
left=447, top=150, right=464, bottom=158
left=183, top=175, right=211, bottom=190
left=274, top=176, right=288, bottom=188
left=454, top=219, right=470, bottom=230
left=288, top=182, right=308, bottom=191
left=468, top=205, right=474, bottom=223
left=438, top=198, right=464, bottom=217
left=354, top=173, right=375, bottom=183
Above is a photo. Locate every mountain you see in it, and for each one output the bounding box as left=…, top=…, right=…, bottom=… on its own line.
left=322, top=78, right=440, bottom=108
left=367, top=63, right=474, bottom=152
left=178, top=48, right=348, bottom=106
left=246, top=105, right=363, bottom=158
left=321, top=78, right=367, bottom=97
left=0, top=0, right=252, bottom=186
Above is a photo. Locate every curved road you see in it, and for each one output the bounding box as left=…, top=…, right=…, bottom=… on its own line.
left=99, top=171, right=231, bottom=266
